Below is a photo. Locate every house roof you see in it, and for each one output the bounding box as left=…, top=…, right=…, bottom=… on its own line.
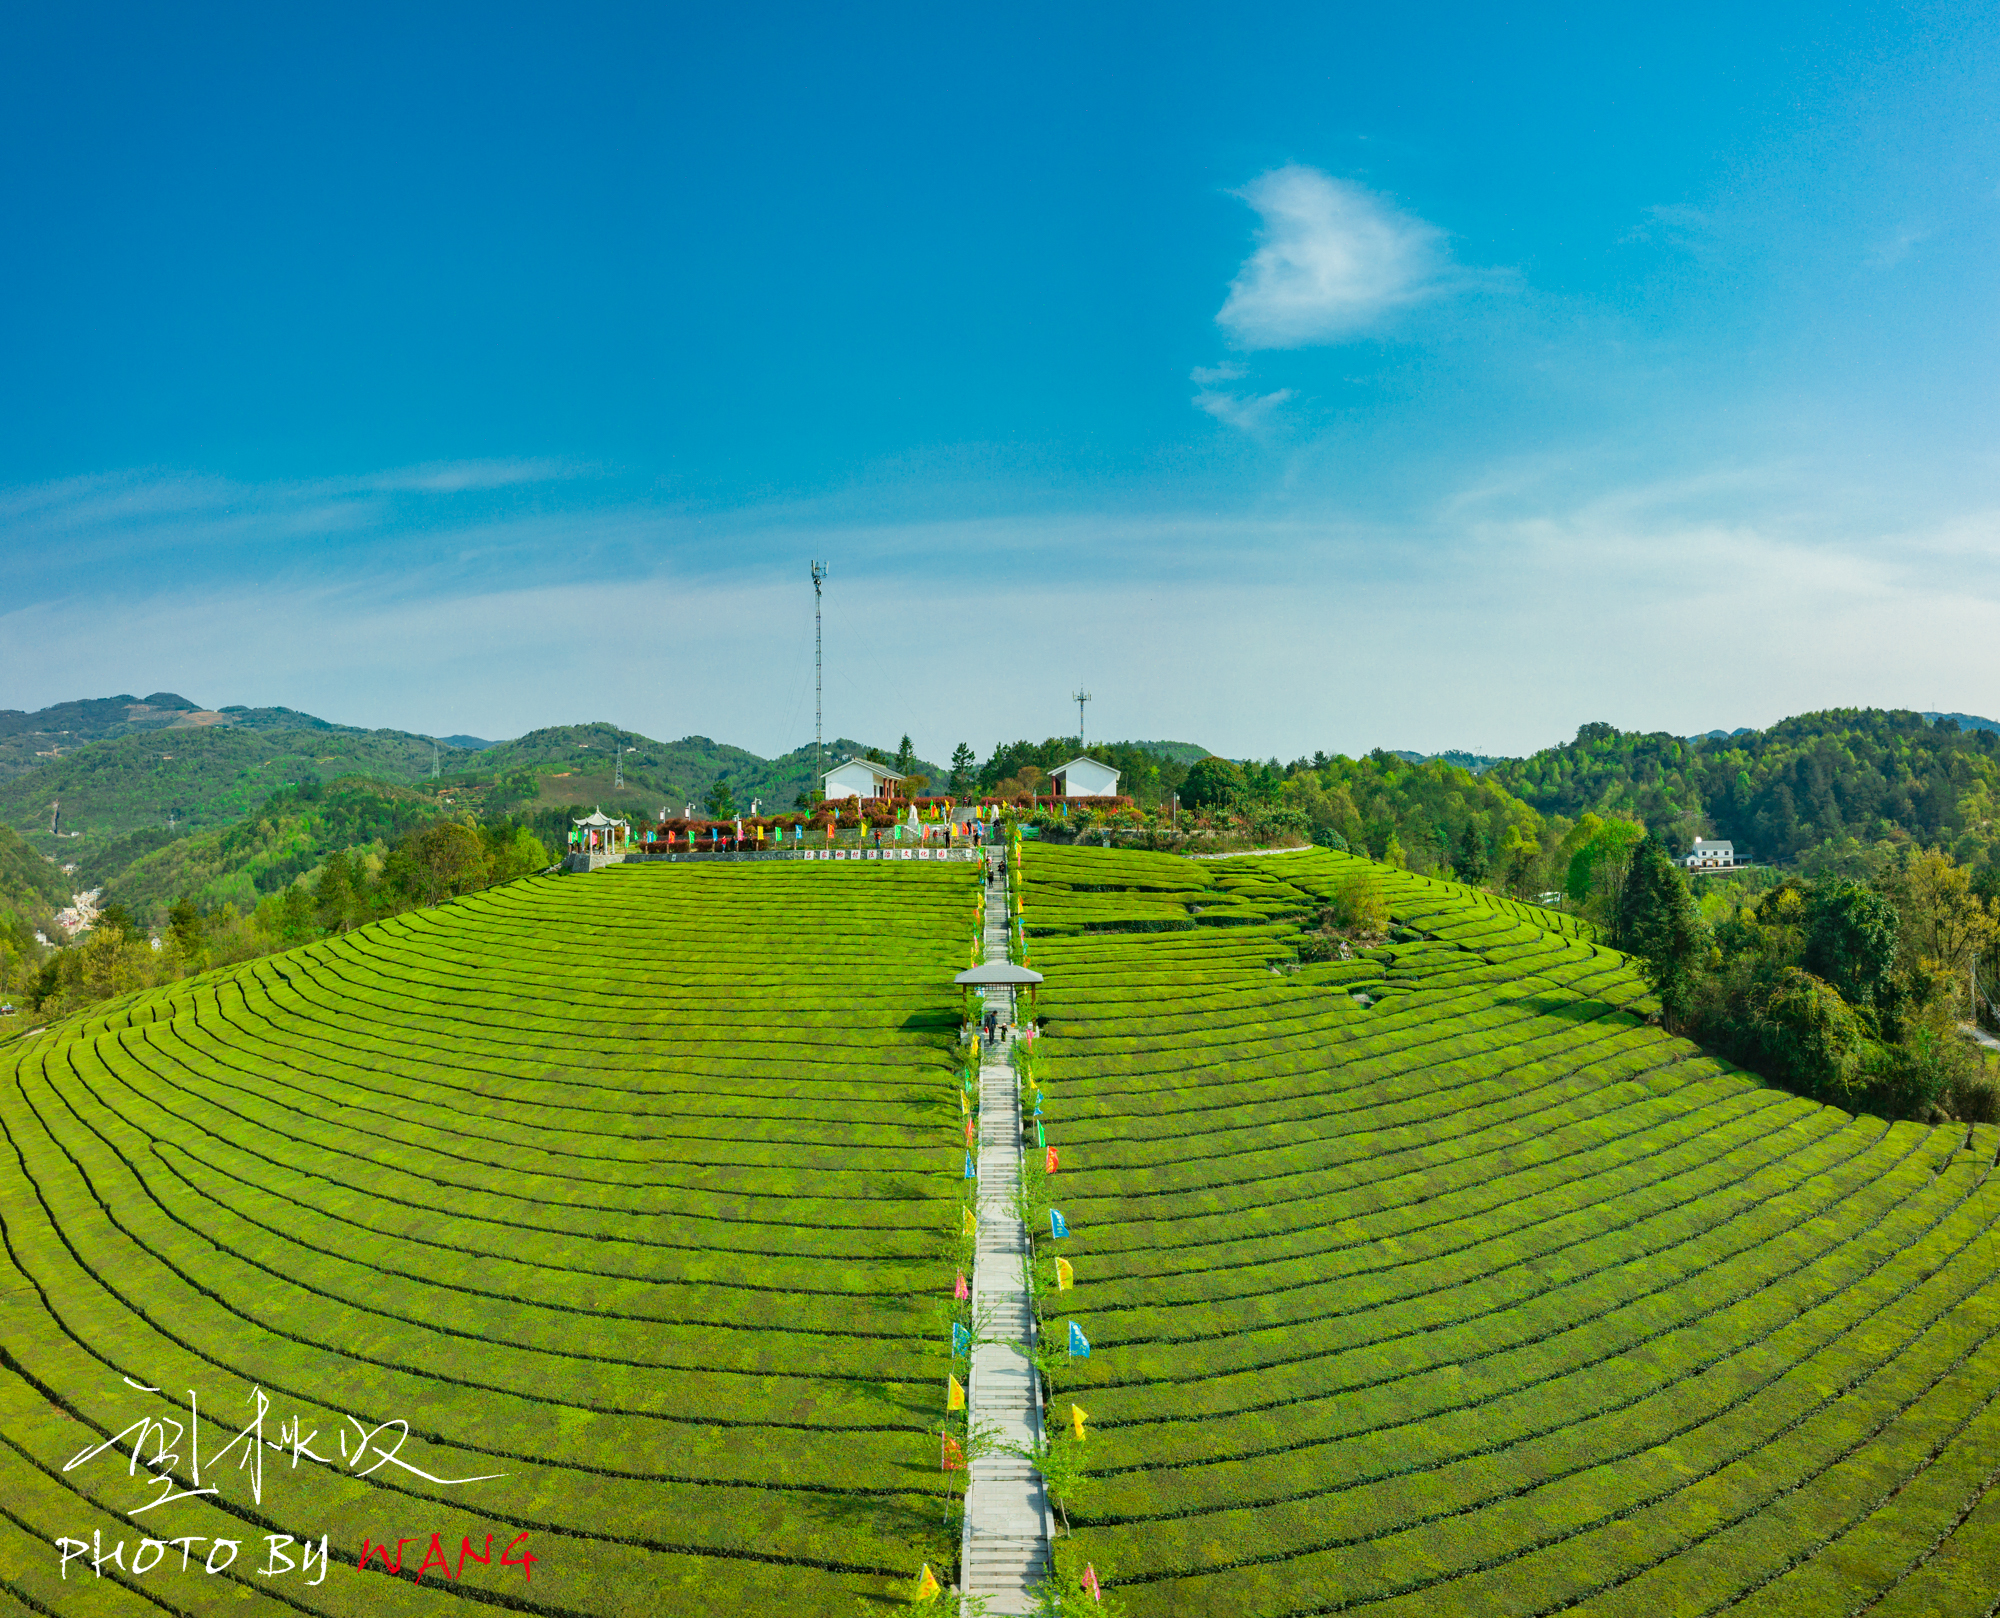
left=822, top=758, right=906, bottom=781
left=1050, top=756, right=1120, bottom=780
left=955, top=962, right=1046, bottom=985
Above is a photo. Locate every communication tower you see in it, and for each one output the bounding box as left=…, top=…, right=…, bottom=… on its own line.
left=1073, top=687, right=1092, bottom=748
left=812, top=561, right=828, bottom=800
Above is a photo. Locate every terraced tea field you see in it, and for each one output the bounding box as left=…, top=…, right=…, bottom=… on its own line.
left=0, top=860, right=978, bottom=1615
left=1028, top=843, right=2000, bottom=1616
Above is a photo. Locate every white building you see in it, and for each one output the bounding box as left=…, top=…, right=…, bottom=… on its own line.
left=1048, top=756, right=1121, bottom=798
left=1684, top=838, right=1736, bottom=869
left=822, top=758, right=907, bottom=800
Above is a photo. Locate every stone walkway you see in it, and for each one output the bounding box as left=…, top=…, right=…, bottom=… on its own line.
left=960, top=848, right=1052, bottom=1611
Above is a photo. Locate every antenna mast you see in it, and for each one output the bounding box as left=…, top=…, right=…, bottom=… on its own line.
left=1073, top=687, right=1092, bottom=749
left=811, top=561, right=827, bottom=800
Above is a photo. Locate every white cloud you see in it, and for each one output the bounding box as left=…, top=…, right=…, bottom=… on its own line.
left=1193, top=382, right=1294, bottom=433
left=1216, top=166, right=1455, bottom=348
left=8, top=481, right=2000, bottom=764
left=1865, top=225, right=1929, bottom=269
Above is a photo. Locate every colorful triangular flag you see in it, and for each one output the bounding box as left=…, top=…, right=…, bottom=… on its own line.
left=1082, top=1563, right=1101, bottom=1602
left=1056, top=1256, right=1074, bottom=1292
left=915, top=1563, right=942, bottom=1601
left=952, top=1322, right=971, bottom=1357
left=964, top=1152, right=977, bottom=1179
left=1071, top=1403, right=1089, bottom=1441
left=947, top=1374, right=966, bottom=1411
left=1049, top=1209, right=1068, bottom=1240
left=1036, top=1120, right=1046, bottom=1148
left=941, top=1434, right=964, bottom=1471
left=963, top=1206, right=977, bottom=1237
left=1068, top=1321, right=1090, bottom=1359
left=1046, top=1145, right=1059, bottom=1173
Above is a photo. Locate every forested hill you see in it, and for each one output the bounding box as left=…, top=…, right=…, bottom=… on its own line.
left=1485, top=709, right=2000, bottom=869
left=0, top=724, right=473, bottom=849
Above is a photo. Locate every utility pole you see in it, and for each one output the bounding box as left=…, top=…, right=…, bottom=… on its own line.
left=812, top=561, right=827, bottom=802
left=1073, top=687, right=1091, bottom=750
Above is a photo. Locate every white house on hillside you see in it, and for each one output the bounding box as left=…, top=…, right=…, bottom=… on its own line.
left=1684, top=838, right=1737, bottom=869
left=822, top=758, right=906, bottom=800
left=1048, top=756, right=1121, bottom=797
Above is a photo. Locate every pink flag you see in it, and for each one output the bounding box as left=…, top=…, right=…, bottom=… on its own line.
left=955, top=1272, right=969, bottom=1301
left=1082, top=1564, right=1100, bottom=1602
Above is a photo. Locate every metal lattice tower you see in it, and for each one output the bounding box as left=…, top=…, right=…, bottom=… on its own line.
left=812, top=561, right=827, bottom=798
left=1073, top=687, right=1091, bottom=748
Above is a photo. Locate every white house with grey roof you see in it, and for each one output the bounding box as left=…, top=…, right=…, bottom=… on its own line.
left=1684, top=838, right=1737, bottom=869
left=1048, top=756, right=1121, bottom=797
left=822, top=758, right=906, bottom=800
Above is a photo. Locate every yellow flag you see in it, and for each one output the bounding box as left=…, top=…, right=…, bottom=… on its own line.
left=914, top=1563, right=942, bottom=1602
left=1071, top=1403, right=1088, bottom=1441
left=960, top=1091, right=970, bottom=1116
left=948, top=1374, right=966, bottom=1411
left=962, top=1205, right=977, bottom=1237
left=1056, top=1256, right=1074, bottom=1292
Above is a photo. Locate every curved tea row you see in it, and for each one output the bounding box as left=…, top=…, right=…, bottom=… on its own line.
left=1030, top=844, right=2000, bottom=1617
left=0, top=861, right=976, bottom=1615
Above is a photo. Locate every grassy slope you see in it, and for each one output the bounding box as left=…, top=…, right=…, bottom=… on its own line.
left=0, top=726, right=469, bottom=850
left=1027, top=843, right=2000, bottom=1616
left=100, top=778, right=453, bottom=923
left=0, top=823, right=68, bottom=930
left=0, top=859, right=979, bottom=1614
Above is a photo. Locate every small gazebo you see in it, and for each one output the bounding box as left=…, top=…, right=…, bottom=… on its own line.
left=571, top=807, right=631, bottom=855
left=955, top=960, right=1045, bottom=1015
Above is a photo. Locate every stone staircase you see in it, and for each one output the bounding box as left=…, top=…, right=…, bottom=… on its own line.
left=959, top=851, right=1053, bottom=1612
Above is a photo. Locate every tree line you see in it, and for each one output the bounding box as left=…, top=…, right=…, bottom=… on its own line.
left=3, top=816, right=548, bottom=1026
left=1614, top=835, right=1999, bottom=1122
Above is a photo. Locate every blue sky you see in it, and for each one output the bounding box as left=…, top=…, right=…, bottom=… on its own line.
left=4, top=2, right=1996, bottom=762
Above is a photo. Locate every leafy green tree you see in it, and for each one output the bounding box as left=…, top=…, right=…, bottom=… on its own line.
left=314, top=851, right=358, bottom=933
left=1180, top=756, right=1244, bottom=813
left=949, top=743, right=976, bottom=796
left=167, top=896, right=204, bottom=956
left=1754, top=966, right=1863, bottom=1099
left=1565, top=814, right=1646, bottom=915
left=1615, top=834, right=1706, bottom=1023
left=94, top=901, right=136, bottom=940
left=1802, top=879, right=1899, bottom=1007
left=1453, top=823, right=1489, bottom=884
left=704, top=778, right=736, bottom=818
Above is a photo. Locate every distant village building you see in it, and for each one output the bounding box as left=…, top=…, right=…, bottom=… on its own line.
left=1048, top=756, right=1121, bottom=798
left=822, top=759, right=906, bottom=800
left=1684, top=839, right=1737, bottom=870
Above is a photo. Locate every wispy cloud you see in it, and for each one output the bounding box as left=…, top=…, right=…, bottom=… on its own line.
left=1216, top=166, right=1458, bottom=348
left=1864, top=224, right=1929, bottom=269
left=1192, top=376, right=1294, bottom=433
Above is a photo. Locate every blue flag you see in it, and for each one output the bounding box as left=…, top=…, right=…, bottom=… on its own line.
left=952, top=1323, right=971, bottom=1357
left=1069, top=1321, right=1090, bottom=1359
left=1050, top=1209, right=1069, bottom=1240
left=964, top=1152, right=977, bottom=1179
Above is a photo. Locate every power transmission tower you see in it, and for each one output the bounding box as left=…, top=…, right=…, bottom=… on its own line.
left=1073, top=687, right=1092, bottom=749
left=811, top=561, right=827, bottom=801
left=431, top=741, right=439, bottom=780
left=615, top=746, right=624, bottom=790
